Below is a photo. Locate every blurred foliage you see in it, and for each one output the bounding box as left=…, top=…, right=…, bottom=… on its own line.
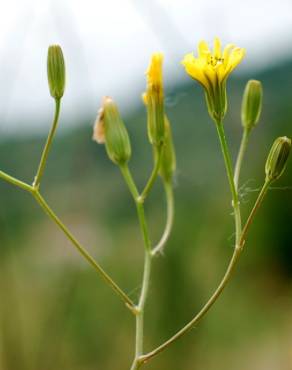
left=0, top=59, right=292, bottom=370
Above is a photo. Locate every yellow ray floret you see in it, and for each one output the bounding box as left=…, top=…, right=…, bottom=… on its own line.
left=146, top=52, right=164, bottom=92
left=182, top=37, right=245, bottom=91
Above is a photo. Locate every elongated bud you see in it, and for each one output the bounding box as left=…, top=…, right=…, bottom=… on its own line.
left=143, top=53, right=165, bottom=146
left=158, top=116, right=176, bottom=182
left=241, top=80, right=262, bottom=131
left=47, top=45, right=65, bottom=99
left=265, top=136, right=291, bottom=182
left=93, top=97, right=131, bottom=165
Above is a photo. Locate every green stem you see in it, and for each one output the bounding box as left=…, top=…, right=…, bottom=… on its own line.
left=234, top=129, right=249, bottom=190
left=0, top=170, right=33, bottom=192
left=135, top=251, right=152, bottom=355
left=140, top=145, right=163, bottom=201
left=151, top=180, right=174, bottom=256
left=216, top=121, right=241, bottom=245
left=139, top=180, right=271, bottom=366
left=33, top=98, right=61, bottom=188
left=119, top=164, right=153, bottom=370
left=120, top=165, right=151, bottom=250
left=239, top=179, right=270, bottom=246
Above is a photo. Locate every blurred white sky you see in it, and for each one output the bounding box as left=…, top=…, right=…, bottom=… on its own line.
left=0, top=0, right=292, bottom=134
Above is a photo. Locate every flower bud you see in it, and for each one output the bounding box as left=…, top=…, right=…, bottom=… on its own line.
left=93, top=97, right=131, bottom=165
left=47, top=45, right=66, bottom=99
left=241, top=80, right=262, bottom=131
left=158, top=116, right=176, bottom=182
left=265, top=136, right=291, bottom=182
left=143, top=53, right=165, bottom=146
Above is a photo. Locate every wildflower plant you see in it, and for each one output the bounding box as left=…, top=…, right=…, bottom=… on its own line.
left=0, top=38, right=291, bottom=370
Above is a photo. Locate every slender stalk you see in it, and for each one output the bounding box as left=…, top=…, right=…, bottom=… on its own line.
left=119, top=164, right=153, bottom=370
left=239, top=179, right=270, bottom=246
left=120, top=165, right=151, bottom=251
left=139, top=180, right=270, bottom=365
left=140, top=145, right=163, bottom=201
left=33, top=98, right=61, bottom=188
left=0, top=170, right=33, bottom=193
left=32, top=190, right=135, bottom=311
left=151, top=180, right=174, bottom=256
left=216, top=122, right=239, bottom=207
left=234, top=129, right=249, bottom=190
left=216, top=121, right=241, bottom=245
left=135, top=251, right=152, bottom=355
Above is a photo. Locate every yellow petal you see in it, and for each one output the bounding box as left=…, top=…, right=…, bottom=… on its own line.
left=198, top=40, right=210, bottom=59
left=213, top=37, right=222, bottom=59
left=203, top=63, right=217, bottom=86
left=222, top=43, right=235, bottom=65
left=227, top=47, right=245, bottom=72
left=216, top=63, right=228, bottom=82
left=182, top=54, right=210, bottom=89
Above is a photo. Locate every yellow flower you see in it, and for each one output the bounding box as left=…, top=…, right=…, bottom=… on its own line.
left=143, top=53, right=165, bottom=145
left=182, top=37, right=245, bottom=122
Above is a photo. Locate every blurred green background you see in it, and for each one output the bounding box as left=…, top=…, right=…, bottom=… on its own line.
left=1, top=1, right=292, bottom=369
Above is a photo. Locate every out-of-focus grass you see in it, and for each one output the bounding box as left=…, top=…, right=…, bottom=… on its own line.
left=0, top=59, right=292, bottom=370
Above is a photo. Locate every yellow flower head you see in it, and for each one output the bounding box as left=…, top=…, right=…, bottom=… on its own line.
left=182, top=37, right=245, bottom=122
left=144, top=52, right=165, bottom=145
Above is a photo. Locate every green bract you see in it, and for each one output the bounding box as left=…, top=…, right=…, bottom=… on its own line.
left=241, top=79, right=263, bottom=131
left=47, top=45, right=66, bottom=99
left=265, top=136, right=291, bottom=182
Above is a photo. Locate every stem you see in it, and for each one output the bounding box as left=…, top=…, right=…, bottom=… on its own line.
left=0, top=170, right=33, bottom=192
left=239, top=179, right=270, bottom=246
left=151, top=180, right=174, bottom=256
left=119, top=164, right=153, bottom=370
left=139, top=180, right=271, bottom=365
left=33, top=98, right=61, bottom=188
left=216, top=121, right=241, bottom=245
left=32, top=191, right=135, bottom=311
left=120, top=165, right=151, bottom=251
left=140, top=145, right=163, bottom=201
left=135, top=251, right=152, bottom=356
left=216, top=122, right=239, bottom=207
left=234, top=129, right=249, bottom=190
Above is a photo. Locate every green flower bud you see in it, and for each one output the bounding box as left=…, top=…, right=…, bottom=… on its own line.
left=241, top=80, right=262, bottom=131
left=265, top=136, right=291, bottom=182
left=47, top=45, right=65, bottom=99
left=93, top=97, right=131, bottom=165
left=158, top=116, right=176, bottom=182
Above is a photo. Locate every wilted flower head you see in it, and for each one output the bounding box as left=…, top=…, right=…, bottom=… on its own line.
left=93, top=97, right=131, bottom=165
